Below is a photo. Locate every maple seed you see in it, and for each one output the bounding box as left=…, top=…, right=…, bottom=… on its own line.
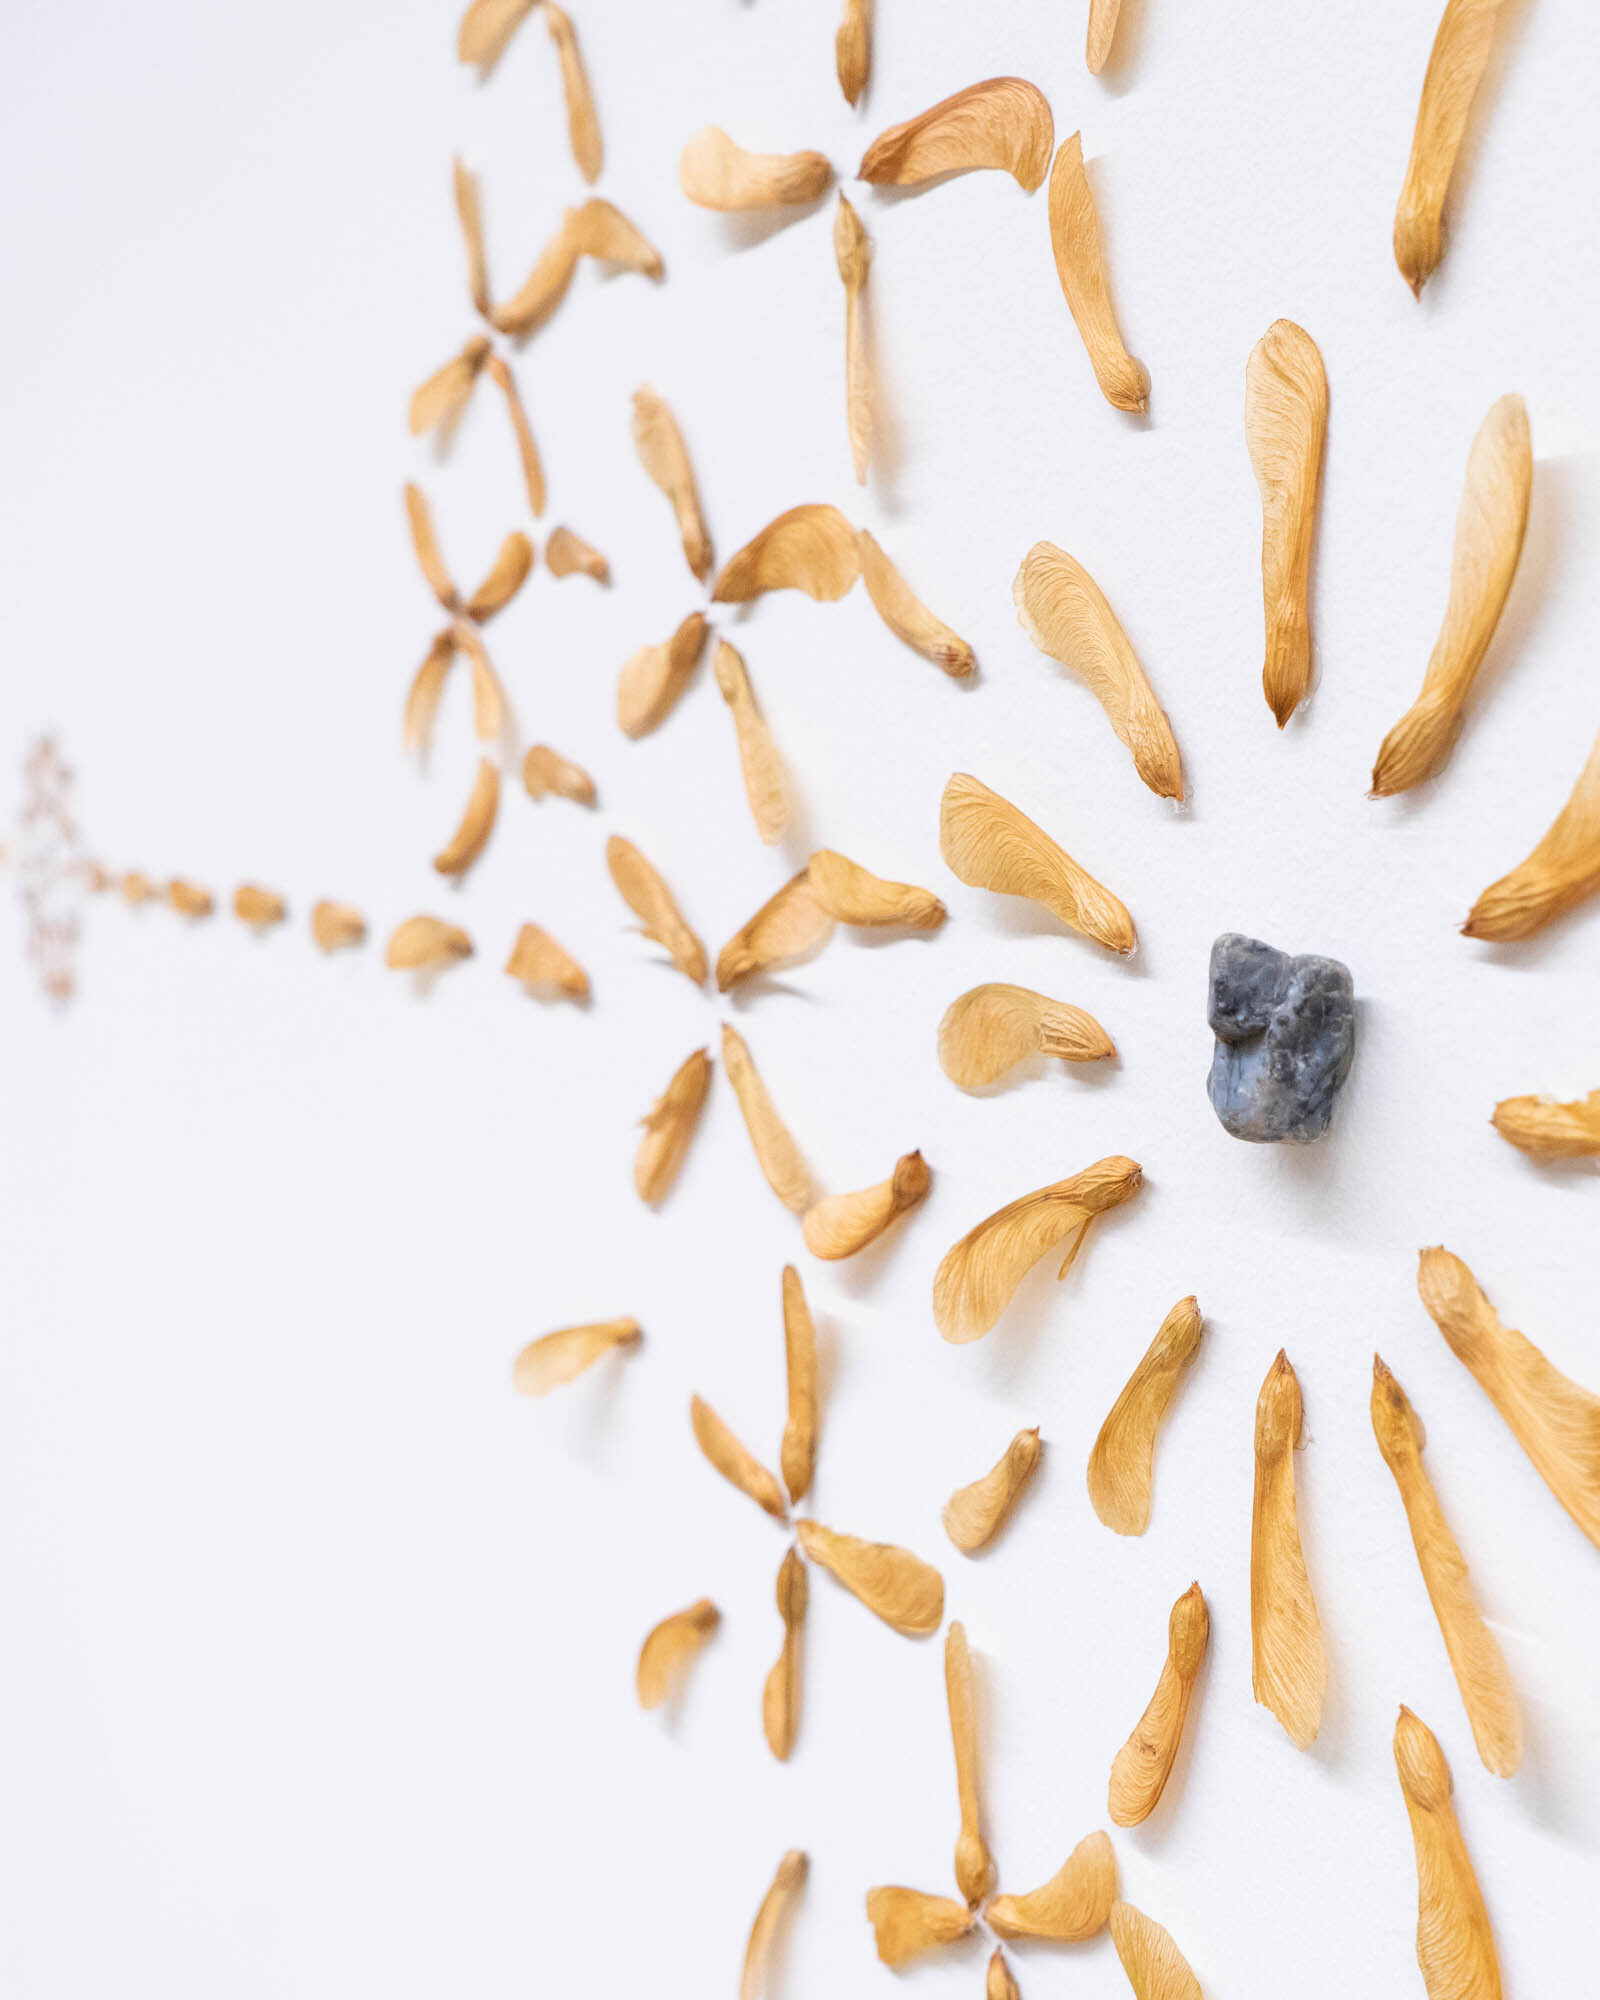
left=1086, top=0, right=1124, bottom=73
left=780, top=1265, right=819, bottom=1503
left=433, top=757, right=500, bottom=877
left=605, top=835, right=707, bottom=985
left=1394, top=1706, right=1503, bottom=1998
left=522, top=744, right=595, bottom=805
left=714, top=641, right=789, bottom=844
left=721, top=1022, right=814, bottom=1211
left=943, top=1428, right=1041, bottom=1553
left=543, top=3, right=602, bottom=184
left=859, top=78, right=1054, bottom=192
left=166, top=880, right=213, bottom=920
left=1490, top=1090, right=1600, bottom=1158
left=631, top=386, right=712, bottom=583
left=504, top=923, right=588, bottom=1000
left=792, top=1520, right=944, bottom=1635
left=713, top=504, right=861, bottom=604
left=762, top=1545, right=807, bottom=1761
left=1463, top=723, right=1600, bottom=940
left=1251, top=1350, right=1327, bottom=1749
left=1048, top=134, right=1149, bottom=412
left=940, top=772, right=1137, bottom=954
left=311, top=901, right=366, bottom=952
left=1107, top=1900, right=1204, bottom=1999
left=803, top=1150, right=931, bottom=1260
left=691, top=1394, right=788, bottom=1519
left=835, top=0, right=872, bottom=104
left=385, top=916, right=473, bottom=971
left=987, top=1830, right=1117, bottom=1941
left=944, top=1622, right=994, bottom=1903
left=741, top=1850, right=807, bottom=2000
left=635, top=1599, right=719, bottom=1709
left=679, top=127, right=833, bottom=211
left=511, top=1317, right=640, bottom=1395
left=634, top=1048, right=712, bottom=1205
left=1395, top=0, right=1512, bottom=296
left=544, top=526, right=608, bottom=583
left=1246, top=320, right=1328, bottom=727
left=1088, top=1296, right=1203, bottom=1535
left=939, top=983, right=1116, bottom=1089
left=858, top=530, right=975, bottom=676
left=716, top=871, right=834, bottom=991
left=807, top=849, right=945, bottom=928
left=617, top=611, right=709, bottom=738
left=234, top=885, right=287, bottom=929
left=865, top=1887, right=974, bottom=1967
left=1108, top=1581, right=1209, bottom=1826
left=834, top=194, right=873, bottom=482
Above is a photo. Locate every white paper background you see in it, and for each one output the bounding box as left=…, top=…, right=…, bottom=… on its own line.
left=2, top=1, right=1598, bottom=1994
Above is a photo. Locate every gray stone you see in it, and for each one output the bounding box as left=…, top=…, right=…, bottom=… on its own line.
left=1206, top=933, right=1355, bottom=1144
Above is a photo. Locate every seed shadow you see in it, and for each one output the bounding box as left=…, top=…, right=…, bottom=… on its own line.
left=714, top=192, right=832, bottom=253
left=954, top=1048, right=1122, bottom=1104
left=1091, top=0, right=1153, bottom=97
left=1505, top=1680, right=1594, bottom=1845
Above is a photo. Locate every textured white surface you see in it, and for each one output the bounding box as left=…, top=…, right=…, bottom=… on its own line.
left=2, top=1, right=1599, bottom=1994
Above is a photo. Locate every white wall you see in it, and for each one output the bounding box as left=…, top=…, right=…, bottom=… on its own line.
left=2, top=1, right=1598, bottom=1994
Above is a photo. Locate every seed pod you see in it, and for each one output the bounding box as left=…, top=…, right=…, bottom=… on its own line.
left=762, top=1545, right=807, bottom=1760
left=713, top=504, right=861, bottom=604
left=512, top=1316, right=639, bottom=1394
left=1394, top=1706, right=1503, bottom=1999
left=1088, top=1296, right=1203, bottom=1535
left=793, top=1520, right=944, bottom=1635
left=1372, top=1357, right=1521, bottom=1776
left=522, top=744, right=596, bottom=805
left=385, top=915, right=474, bottom=971
left=631, top=386, right=711, bottom=583
left=1245, top=320, right=1328, bottom=727
left=491, top=199, right=663, bottom=338
left=859, top=78, right=1053, bottom=191
left=456, top=0, right=534, bottom=71
left=807, top=849, right=945, bottom=928
left=544, top=527, right=608, bottom=583
left=453, top=158, right=491, bottom=316
left=1086, top=0, right=1123, bottom=73
left=939, top=773, right=1136, bottom=954
left=943, top=1427, right=1041, bottom=1553
left=1014, top=541, right=1182, bottom=796
left=1251, top=1350, right=1327, bottom=1749
left=803, top=1150, right=931, bottom=1260
left=741, top=1850, right=807, bottom=2000
left=1416, top=1246, right=1600, bottom=1549
left=938, top=983, right=1115, bottom=1088
left=933, top=1156, right=1143, bottom=1343
left=636, top=1598, right=719, bottom=1709
left=1463, top=724, right=1600, bottom=940
left=1107, top=1900, right=1203, bottom=2000
left=634, top=1048, right=712, bottom=1204
left=1371, top=396, right=1531, bottom=796
left=311, top=901, right=366, bottom=952
left=1490, top=1090, right=1600, bottom=1158
left=1047, top=135, right=1148, bottom=413
left=543, top=3, right=602, bottom=184
left=690, top=1395, right=787, bottom=1519
left=234, top=885, right=287, bottom=929
left=834, top=195, right=872, bottom=482
left=865, top=1887, right=974, bottom=1967
left=987, top=1830, right=1116, bottom=1941
left=721, top=1023, right=814, bottom=1211
left=714, top=642, right=788, bottom=843
left=404, top=632, right=456, bottom=756
left=504, top=922, right=588, bottom=999
left=858, top=530, right=975, bottom=677
left=944, top=1622, right=993, bottom=1903
left=617, top=611, right=709, bottom=737
left=780, top=1265, right=818, bottom=1503
left=433, top=757, right=500, bottom=877
left=836, top=0, right=871, bottom=104
left=409, top=334, right=491, bottom=437
left=485, top=354, right=545, bottom=515
left=605, top=835, right=707, bottom=984
left=1108, top=1582, right=1208, bottom=1826
left=1394, top=0, right=1510, bottom=296
left=166, top=880, right=213, bottom=919
left=405, top=483, right=458, bottom=609
left=679, top=127, right=833, bottom=210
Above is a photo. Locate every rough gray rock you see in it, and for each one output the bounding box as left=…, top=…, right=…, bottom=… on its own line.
left=1207, top=933, right=1355, bottom=1144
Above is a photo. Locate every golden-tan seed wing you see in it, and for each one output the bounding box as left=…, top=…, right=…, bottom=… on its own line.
left=939, top=983, right=1116, bottom=1088
left=605, top=834, right=707, bottom=984
left=714, top=641, right=789, bottom=843
left=544, top=3, right=602, bottom=183
left=859, top=77, right=1053, bottom=191
left=741, top=1850, right=808, bottom=2000
left=1490, top=1090, right=1600, bottom=1158
left=939, top=772, right=1136, bottom=953
left=807, top=849, right=945, bottom=928
left=1245, top=319, right=1328, bottom=727
left=636, top=1598, right=719, bottom=1709
left=942, top=1428, right=1041, bottom=1553
left=311, top=901, right=366, bottom=952
left=865, top=1887, right=974, bottom=1967
left=690, top=1394, right=788, bottom=1518
left=716, top=872, right=834, bottom=992
left=409, top=334, right=491, bottom=436
left=234, top=885, right=287, bottom=928
left=1107, top=1900, right=1204, bottom=2000
left=1394, top=0, right=1510, bottom=296
left=457, top=0, right=535, bottom=71
left=486, top=353, right=546, bottom=515
left=944, top=1622, right=994, bottom=1904
left=544, top=526, right=609, bottom=582
left=713, top=504, right=861, bottom=603
left=834, top=193, right=873, bottom=481
left=617, top=612, right=709, bottom=737
left=802, top=1150, right=931, bottom=1260
left=780, top=1266, right=818, bottom=1503
left=433, top=757, right=501, bottom=877
left=987, top=1830, right=1117, bottom=1941
left=1047, top=134, right=1149, bottom=412
left=835, top=0, right=872, bottom=105
left=762, top=1546, right=807, bottom=1760
left=721, top=1022, right=814, bottom=1211
left=504, top=922, right=588, bottom=999
left=857, top=529, right=975, bottom=677
left=405, top=482, right=458, bottom=608
left=1087, top=1295, right=1204, bottom=1535
left=1393, top=1706, right=1504, bottom=2000
left=679, top=127, right=833, bottom=210
left=1250, top=1350, right=1327, bottom=1748
left=631, top=386, right=712, bottom=582
left=522, top=743, right=596, bottom=804
left=793, top=1520, right=943, bottom=1635
left=1108, top=1582, right=1208, bottom=1826
left=634, top=1047, right=712, bottom=1204
left=385, top=915, right=474, bottom=971
left=512, top=1317, right=639, bottom=1394
left=1463, top=725, right=1600, bottom=941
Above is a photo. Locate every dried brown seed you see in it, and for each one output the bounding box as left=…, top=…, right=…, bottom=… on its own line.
left=713, top=504, right=861, bottom=604
left=404, top=630, right=457, bottom=757
left=636, top=1598, right=719, bottom=1709
left=1014, top=541, right=1182, bottom=795
left=464, top=532, right=534, bottom=621
left=690, top=1394, right=788, bottom=1519
left=1107, top=1900, right=1203, bottom=2000
left=522, top=743, right=596, bottom=805
left=1108, top=1582, right=1209, bottom=1826
left=986, top=1948, right=1020, bottom=2000
left=491, top=199, right=662, bottom=337
left=715, top=642, right=788, bottom=843
left=617, top=611, right=709, bottom=737
left=453, top=157, right=491, bottom=317
left=939, top=772, right=1137, bottom=954
left=1372, top=1357, right=1521, bottom=1776
left=511, top=1316, right=639, bottom=1394
left=120, top=872, right=157, bottom=906
left=859, top=78, right=1053, bottom=191
left=858, top=529, right=975, bottom=677
left=802, top=1150, right=931, bottom=1261
left=938, top=983, right=1115, bottom=1089
left=1251, top=1350, right=1327, bottom=1750
left=455, top=623, right=507, bottom=743
left=485, top=353, right=546, bottom=516
left=865, top=1887, right=973, bottom=1968
left=457, top=0, right=535, bottom=71
left=1088, top=1296, right=1203, bottom=1535
left=1394, top=1707, right=1503, bottom=1999
left=807, top=849, right=945, bottom=928
left=1048, top=134, right=1149, bottom=413
left=1417, top=1246, right=1600, bottom=1549
left=166, top=880, right=213, bottom=919
left=721, top=1022, right=814, bottom=1212
left=942, top=1427, right=1041, bottom=1553
left=544, top=526, right=608, bottom=582
left=944, top=1622, right=994, bottom=1904
left=385, top=915, right=474, bottom=971
left=1086, top=0, right=1124, bottom=73
left=433, top=756, right=501, bottom=877
left=741, top=1849, right=807, bottom=2000
left=543, top=3, right=602, bottom=184
left=631, top=386, right=712, bottom=583
left=715, top=871, right=834, bottom=992
left=1371, top=395, right=1531, bottom=796
left=780, top=1266, right=818, bottom=1503
left=793, top=1520, right=943, bottom=1635
left=605, top=834, right=707, bottom=984
left=409, top=334, right=491, bottom=437
left=311, top=901, right=366, bottom=952
left=504, top=921, right=588, bottom=999
left=634, top=1047, right=712, bottom=1203
left=834, top=195, right=873, bottom=482
left=933, top=1155, right=1143, bottom=1343
left=234, top=885, right=287, bottom=929
left=1463, top=723, right=1600, bottom=940
left=1491, top=1089, right=1600, bottom=1158
left=679, top=127, right=833, bottom=211
left=1395, top=0, right=1509, bottom=296
left=1246, top=320, right=1328, bottom=727
left=762, top=1545, right=807, bottom=1760
left=836, top=0, right=872, bottom=105
left=405, top=483, right=458, bottom=609
left=987, top=1830, right=1117, bottom=1941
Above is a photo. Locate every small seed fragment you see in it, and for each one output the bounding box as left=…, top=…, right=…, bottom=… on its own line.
left=522, top=743, right=595, bottom=804
left=485, top=353, right=546, bottom=515
left=939, top=983, right=1115, bottom=1089
left=1251, top=1350, right=1327, bottom=1749
left=1088, top=1296, right=1203, bottom=1535
left=1048, top=135, right=1148, bottom=412
left=543, top=3, right=602, bottom=184
left=544, top=526, right=608, bottom=582
left=404, top=631, right=456, bottom=756
left=1246, top=320, right=1328, bottom=727
left=803, top=1150, right=931, bottom=1261
left=166, top=880, right=213, bottom=919
left=780, top=1265, right=818, bottom=1503
left=631, top=386, right=711, bottom=583
left=1463, top=724, right=1600, bottom=940
left=865, top=1887, right=974, bottom=1968
left=385, top=915, right=474, bottom=971
left=858, top=530, right=974, bottom=677
left=120, top=872, right=157, bottom=905
left=715, top=641, right=788, bottom=843
left=807, top=849, right=945, bottom=928
left=834, top=194, right=873, bottom=483
left=859, top=78, right=1053, bottom=192
left=409, top=334, right=491, bottom=437
left=453, top=158, right=491, bottom=316
left=504, top=922, right=588, bottom=999
left=605, top=834, right=707, bottom=984
left=234, top=885, right=287, bottom=929
left=1395, top=0, right=1510, bottom=296
left=679, top=127, right=833, bottom=211
left=933, top=1156, right=1143, bottom=1343
left=617, top=611, right=709, bottom=737
left=1086, top=0, right=1124, bottom=73
left=636, top=1598, right=719, bottom=1709
left=987, top=1830, right=1116, bottom=1941
left=944, top=1622, right=994, bottom=1904
left=1371, top=395, right=1531, bottom=796
left=1108, top=1582, right=1208, bottom=1826
left=835, top=0, right=871, bottom=105
left=1014, top=541, right=1181, bottom=796
left=939, top=773, right=1137, bottom=954
left=721, top=1023, right=814, bottom=1211
left=986, top=1949, right=1020, bottom=2000
left=1107, top=1900, right=1203, bottom=2000
left=762, top=1545, right=807, bottom=1760
left=512, top=1316, right=639, bottom=1394
left=741, top=1850, right=807, bottom=2000
left=716, top=871, right=834, bottom=991
left=456, top=0, right=534, bottom=71
left=713, top=504, right=861, bottom=605
left=491, top=200, right=663, bottom=338
left=1394, top=1706, right=1503, bottom=1999
left=943, top=1427, right=1041, bottom=1553
left=1491, top=1090, right=1600, bottom=1158
left=691, top=1394, right=788, bottom=1519
left=433, top=757, right=500, bottom=877
left=311, top=901, right=366, bottom=952
left=793, top=1520, right=943, bottom=1635
left=634, top=1047, right=712, bottom=1204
